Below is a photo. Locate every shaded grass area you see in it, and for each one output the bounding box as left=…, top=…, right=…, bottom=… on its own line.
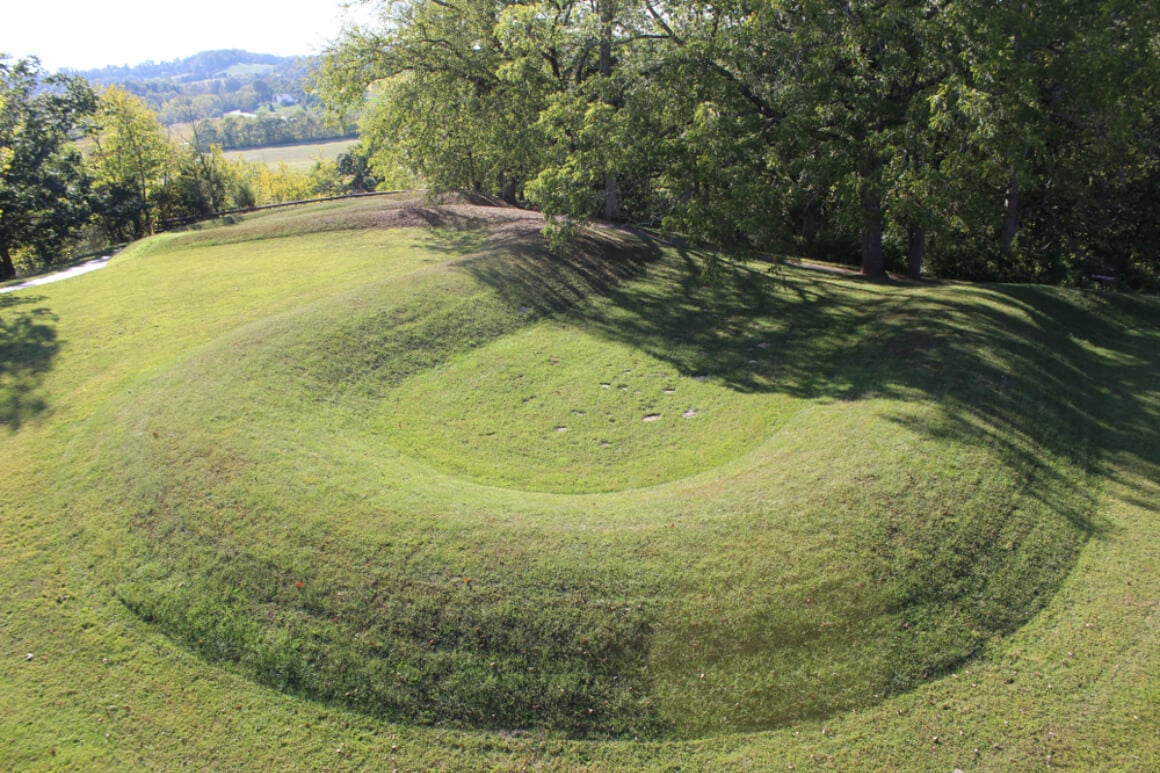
left=0, top=196, right=1155, bottom=767
left=466, top=246, right=1118, bottom=724
left=116, top=558, right=662, bottom=737
left=0, top=294, right=59, bottom=429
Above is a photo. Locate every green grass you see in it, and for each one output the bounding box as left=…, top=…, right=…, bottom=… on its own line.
left=224, top=138, right=359, bottom=171
left=0, top=195, right=1156, bottom=768
left=383, top=320, right=795, bottom=492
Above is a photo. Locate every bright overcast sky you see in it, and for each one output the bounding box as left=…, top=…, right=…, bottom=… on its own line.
left=2, top=1, right=376, bottom=72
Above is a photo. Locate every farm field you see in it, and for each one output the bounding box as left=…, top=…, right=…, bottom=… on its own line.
left=0, top=195, right=1155, bottom=770
left=224, top=137, right=358, bottom=171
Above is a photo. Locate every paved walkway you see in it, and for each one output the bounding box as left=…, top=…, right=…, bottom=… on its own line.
left=0, top=255, right=114, bottom=295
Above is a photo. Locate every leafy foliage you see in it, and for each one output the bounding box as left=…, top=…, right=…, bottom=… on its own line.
left=88, top=86, right=175, bottom=240
left=321, top=0, right=1160, bottom=284
left=0, top=57, right=97, bottom=278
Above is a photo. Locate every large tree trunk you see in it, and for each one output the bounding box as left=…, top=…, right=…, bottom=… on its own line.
left=599, top=16, right=613, bottom=78
left=599, top=2, right=621, bottom=222
left=906, top=226, right=925, bottom=280
left=499, top=174, right=517, bottom=205
left=604, top=173, right=622, bottom=221
left=139, top=175, right=154, bottom=236
left=1000, top=175, right=1020, bottom=255
left=800, top=196, right=819, bottom=257
left=0, top=242, right=15, bottom=282
left=861, top=185, right=886, bottom=277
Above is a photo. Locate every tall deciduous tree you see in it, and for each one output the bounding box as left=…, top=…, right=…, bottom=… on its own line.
left=660, top=0, right=956, bottom=276
left=319, top=0, right=548, bottom=200
left=515, top=0, right=661, bottom=223
left=88, top=86, right=175, bottom=240
left=0, top=57, right=97, bottom=279
left=919, top=0, right=1160, bottom=282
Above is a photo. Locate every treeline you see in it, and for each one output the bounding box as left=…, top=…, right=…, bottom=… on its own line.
left=0, top=57, right=378, bottom=280
left=190, top=109, right=357, bottom=151
left=319, top=0, right=1160, bottom=285
left=150, top=78, right=311, bottom=125
left=70, top=49, right=290, bottom=85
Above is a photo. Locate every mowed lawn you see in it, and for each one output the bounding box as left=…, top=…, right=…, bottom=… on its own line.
left=224, top=138, right=359, bottom=171
left=0, top=195, right=1156, bottom=769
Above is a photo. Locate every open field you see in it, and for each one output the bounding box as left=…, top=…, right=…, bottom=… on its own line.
left=224, top=138, right=358, bottom=171
left=0, top=195, right=1156, bottom=769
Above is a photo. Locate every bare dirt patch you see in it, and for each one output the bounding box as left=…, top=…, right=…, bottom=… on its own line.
left=319, top=195, right=544, bottom=235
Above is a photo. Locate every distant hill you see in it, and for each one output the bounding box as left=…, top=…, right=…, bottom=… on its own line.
left=61, top=49, right=350, bottom=137
left=66, top=49, right=305, bottom=85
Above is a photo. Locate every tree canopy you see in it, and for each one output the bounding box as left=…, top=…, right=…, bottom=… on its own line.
left=0, top=56, right=97, bottom=279
left=320, top=0, right=1160, bottom=284
left=87, top=86, right=175, bottom=240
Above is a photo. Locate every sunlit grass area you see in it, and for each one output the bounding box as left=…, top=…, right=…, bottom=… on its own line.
left=0, top=195, right=1155, bottom=768
left=224, top=138, right=358, bottom=171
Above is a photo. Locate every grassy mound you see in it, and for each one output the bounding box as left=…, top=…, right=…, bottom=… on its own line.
left=2, top=195, right=1155, bottom=767
left=60, top=197, right=1104, bottom=739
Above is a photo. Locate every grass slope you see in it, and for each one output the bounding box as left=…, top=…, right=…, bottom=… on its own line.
left=0, top=196, right=1155, bottom=768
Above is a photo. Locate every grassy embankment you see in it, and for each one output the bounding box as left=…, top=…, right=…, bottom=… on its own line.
left=0, top=195, right=1155, bottom=769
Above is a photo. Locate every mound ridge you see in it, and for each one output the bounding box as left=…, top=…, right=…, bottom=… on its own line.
left=73, top=196, right=1100, bottom=739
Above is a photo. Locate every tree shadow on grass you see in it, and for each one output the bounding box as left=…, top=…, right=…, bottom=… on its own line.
left=458, top=229, right=1147, bottom=535
left=504, top=241, right=1154, bottom=527
left=462, top=228, right=1160, bottom=706
left=0, top=294, right=60, bottom=430
left=458, top=226, right=663, bottom=316
left=1065, top=291, right=1160, bottom=516
left=114, top=222, right=1159, bottom=737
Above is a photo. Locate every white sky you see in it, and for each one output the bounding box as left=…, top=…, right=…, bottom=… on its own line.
left=2, top=1, right=375, bottom=72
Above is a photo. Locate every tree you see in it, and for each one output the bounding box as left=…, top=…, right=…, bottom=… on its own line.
left=318, top=0, right=671, bottom=216
left=0, top=57, right=97, bottom=279
left=156, top=144, right=236, bottom=220
left=335, top=142, right=382, bottom=192
left=319, top=0, right=551, bottom=201
left=517, top=0, right=673, bottom=224
left=652, top=0, right=957, bottom=276
left=88, top=86, right=175, bottom=240
left=914, top=0, right=1160, bottom=284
